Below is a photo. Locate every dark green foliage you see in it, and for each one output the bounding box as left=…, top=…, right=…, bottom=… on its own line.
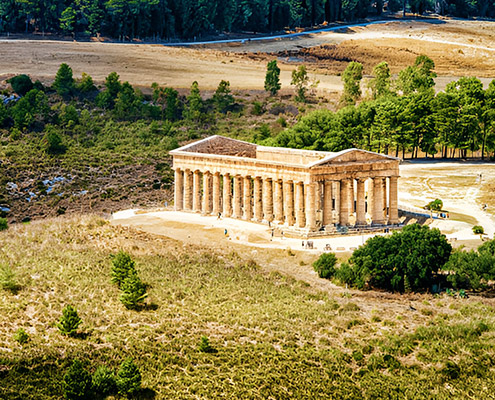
left=7, top=74, right=33, bottom=96
left=442, top=240, right=495, bottom=290
left=11, top=88, right=49, bottom=129
left=0, top=264, right=20, bottom=293
left=343, top=224, right=452, bottom=292
left=57, top=304, right=82, bottom=336
left=152, top=83, right=180, bottom=121
left=53, top=63, right=76, bottom=97
left=341, top=61, right=363, bottom=105
left=426, top=198, right=443, bottom=211
left=111, top=251, right=137, bottom=287
left=184, top=81, right=204, bottom=122
left=96, top=72, right=121, bottom=109
left=13, top=328, right=29, bottom=344
left=63, top=359, right=92, bottom=400
left=44, top=130, right=66, bottom=154
left=313, top=252, right=337, bottom=279
left=0, top=217, right=7, bottom=231
left=119, top=271, right=147, bottom=310
left=472, top=225, right=484, bottom=235
left=441, top=360, right=461, bottom=380
left=116, top=359, right=141, bottom=396
left=92, top=365, right=117, bottom=397
left=397, top=55, right=436, bottom=95
left=264, top=60, right=281, bottom=96
left=213, top=80, right=234, bottom=113
left=198, top=335, right=217, bottom=353
left=77, top=73, right=97, bottom=93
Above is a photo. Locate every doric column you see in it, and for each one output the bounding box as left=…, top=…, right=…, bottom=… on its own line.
left=339, top=179, right=350, bottom=226
left=323, top=180, right=333, bottom=226
left=273, top=179, right=284, bottom=223
left=283, top=181, right=295, bottom=226
left=223, top=173, right=232, bottom=217
left=202, top=171, right=212, bottom=214
left=382, top=178, right=388, bottom=222
left=333, top=181, right=341, bottom=224
left=389, top=176, right=399, bottom=224
left=305, top=182, right=317, bottom=231
left=372, top=177, right=385, bottom=224
left=367, top=178, right=373, bottom=216
left=233, top=175, right=243, bottom=219
left=356, top=179, right=366, bottom=225
left=193, top=170, right=201, bottom=212
left=295, top=182, right=305, bottom=228
left=262, top=178, right=273, bottom=222
left=253, top=177, right=263, bottom=222
left=174, top=168, right=184, bottom=211
left=212, top=172, right=221, bottom=215
left=349, top=179, right=355, bottom=213
left=243, top=176, right=253, bottom=220
left=183, top=169, right=193, bottom=210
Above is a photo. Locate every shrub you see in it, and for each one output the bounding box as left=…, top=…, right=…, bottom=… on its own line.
left=116, top=358, right=141, bottom=396
left=53, top=63, right=75, bottom=97
left=7, top=74, right=33, bottom=96
left=77, top=73, right=96, bottom=93
left=14, top=328, right=29, bottom=344
left=251, top=101, right=264, bottom=116
left=426, top=198, right=443, bottom=211
left=343, top=224, right=452, bottom=292
left=92, top=365, right=116, bottom=397
left=63, top=359, right=92, bottom=400
left=57, top=304, right=82, bottom=337
left=198, top=335, right=217, bottom=353
left=472, top=225, right=484, bottom=236
left=111, top=251, right=137, bottom=287
left=0, top=217, right=8, bottom=231
left=119, top=271, right=147, bottom=310
left=44, top=130, right=67, bottom=154
left=0, top=264, right=20, bottom=293
left=313, top=253, right=337, bottom=279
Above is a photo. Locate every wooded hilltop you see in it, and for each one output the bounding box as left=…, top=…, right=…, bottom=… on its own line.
left=0, top=0, right=494, bottom=40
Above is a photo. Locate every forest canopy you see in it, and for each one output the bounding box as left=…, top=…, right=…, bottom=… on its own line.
left=0, top=0, right=494, bottom=40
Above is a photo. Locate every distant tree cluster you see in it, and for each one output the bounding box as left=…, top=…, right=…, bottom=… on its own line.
left=271, top=56, right=495, bottom=160
left=1, top=0, right=492, bottom=40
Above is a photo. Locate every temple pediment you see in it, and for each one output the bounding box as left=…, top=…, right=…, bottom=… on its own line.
left=309, top=149, right=399, bottom=168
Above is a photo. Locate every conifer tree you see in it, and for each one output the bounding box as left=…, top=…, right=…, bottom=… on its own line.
left=264, top=60, right=281, bottom=96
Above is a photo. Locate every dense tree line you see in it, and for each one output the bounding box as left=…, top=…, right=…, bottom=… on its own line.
left=0, top=0, right=494, bottom=40
left=271, top=56, right=495, bottom=160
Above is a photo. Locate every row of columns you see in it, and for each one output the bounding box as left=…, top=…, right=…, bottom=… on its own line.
left=174, top=168, right=399, bottom=230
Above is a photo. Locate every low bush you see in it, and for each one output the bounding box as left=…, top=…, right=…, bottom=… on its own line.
left=63, top=359, right=92, bottom=400
left=0, top=217, right=8, bottom=231
left=198, top=336, right=217, bottom=353
left=92, top=365, right=117, bottom=397
left=57, top=304, right=82, bottom=337
left=313, top=253, right=337, bottom=279
left=116, top=359, right=141, bottom=396
left=111, top=251, right=137, bottom=287
left=0, top=264, right=20, bottom=293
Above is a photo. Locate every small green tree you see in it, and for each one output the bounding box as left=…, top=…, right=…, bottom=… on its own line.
left=212, top=80, right=234, bottom=113
left=291, top=65, right=309, bottom=102
left=57, top=304, right=82, bottom=337
left=368, top=61, right=392, bottom=99
left=92, top=365, right=117, bottom=397
left=473, top=225, right=484, bottom=238
left=313, top=253, right=337, bottom=279
left=63, top=359, right=92, bottom=400
left=341, top=61, right=363, bottom=105
left=116, top=358, right=141, bottom=396
left=44, top=130, right=66, bottom=154
left=184, top=81, right=204, bottom=122
left=264, top=60, right=281, bottom=96
left=53, top=63, right=75, bottom=97
left=198, top=335, right=217, bottom=353
left=120, top=271, right=147, bottom=310
left=111, top=251, right=137, bottom=287
left=7, top=74, right=33, bottom=96
left=0, top=217, right=7, bottom=231
left=0, top=264, right=20, bottom=293
left=96, top=72, right=121, bottom=108
left=426, top=198, right=443, bottom=211
left=77, top=73, right=97, bottom=93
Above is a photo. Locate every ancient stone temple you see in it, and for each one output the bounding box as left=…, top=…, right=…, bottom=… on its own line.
left=170, top=136, right=400, bottom=234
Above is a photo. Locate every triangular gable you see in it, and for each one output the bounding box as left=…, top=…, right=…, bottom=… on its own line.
left=308, top=149, right=399, bottom=167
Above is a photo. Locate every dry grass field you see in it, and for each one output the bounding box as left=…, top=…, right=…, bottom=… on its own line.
left=1, top=18, right=494, bottom=93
